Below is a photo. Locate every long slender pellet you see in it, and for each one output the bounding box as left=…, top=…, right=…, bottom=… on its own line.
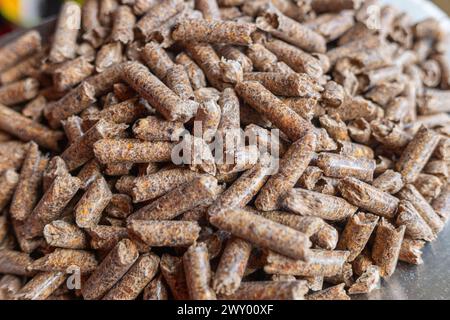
left=24, top=174, right=81, bottom=239
left=372, top=218, right=406, bottom=277
left=220, top=280, right=309, bottom=300
left=183, top=243, right=216, bottom=300
left=49, top=1, right=81, bottom=63
left=103, top=253, right=160, bottom=300
left=307, top=283, right=350, bottom=300
left=27, top=249, right=97, bottom=273
left=140, top=42, right=175, bottom=81
left=128, top=220, right=201, bottom=247
left=16, top=272, right=67, bottom=300
left=0, top=30, right=41, bottom=73
left=337, top=212, right=379, bottom=261
left=316, top=153, right=376, bottom=182
left=397, top=184, right=444, bottom=235
left=132, top=116, right=184, bottom=142
left=85, top=63, right=124, bottom=97
left=264, top=250, right=350, bottom=277
left=0, top=78, right=39, bottom=106
left=0, top=250, right=34, bottom=276
left=282, top=188, right=357, bottom=221
left=338, top=177, right=399, bottom=219
left=122, top=62, right=197, bottom=123
left=160, top=254, right=189, bottom=300
left=395, top=126, right=441, bottom=183
left=256, top=9, right=326, bottom=53
left=75, top=176, right=112, bottom=228
left=43, top=220, right=88, bottom=249
left=82, top=239, right=139, bottom=300
left=396, top=200, right=435, bottom=241
left=236, top=81, right=313, bottom=141
left=175, top=52, right=207, bottom=90
left=257, top=211, right=324, bottom=237
left=210, top=208, right=311, bottom=261
left=143, top=273, right=169, bottom=300
left=91, top=98, right=149, bottom=125
left=255, top=132, right=316, bottom=211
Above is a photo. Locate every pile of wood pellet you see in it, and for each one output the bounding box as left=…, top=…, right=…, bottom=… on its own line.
left=0, top=0, right=449, bottom=300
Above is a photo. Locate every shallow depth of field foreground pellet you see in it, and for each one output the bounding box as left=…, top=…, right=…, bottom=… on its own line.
left=0, top=0, right=450, bottom=301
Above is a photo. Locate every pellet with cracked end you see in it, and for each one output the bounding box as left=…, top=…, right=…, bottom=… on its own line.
left=311, top=223, right=339, bottom=251
left=318, top=115, right=349, bottom=142
left=212, top=237, right=252, bottom=296
left=0, top=169, right=19, bottom=212
left=372, top=218, right=406, bottom=277
left=337, top=212, right=379, bottom=261
left=41, top=153, right=69, bottom=190
left=27, top=248, right=97, bottom=273
left=219, top=280, right=309, bottom=300
left=255, top=132, right=316, bottom=211
left=0, top=275, right=22, bottom=300
left=265, top=39, right=324, bottom=79
left=395, top=126, right=440, bottom=184
left=103, top=253, right=160, bottom=300
left=348, top=265, right=380, bottom=295
left=397, top=184, right=444, bottom=235
left=348, top=118, right=371, bottom=144
left=75, top=176, right=112, bottom=229
left=257, top=211, right=324, bottom=237
left=217, top=145, right=259, bottom=175
left=130, top=176, right=221, bottom=221
left=243, top=72, right=322, bottom=98
left=306, top=283, right=350, bottom=300
left=82, top=239, right=139, bottom=300
left=208, top=154, right=273, bottom=215
left=43, top=220, right=88, bottom=249
left=0, top=78, right=39, bottom=106
left=172, top=19, right=256, bottom=46
left=395, top=200, right=435, bottom=242
left=0, top=104, right=63, bottom=151
left=413, top=173, right=443, bottom=201
left=24, top=174, right=81, bottom=239
left=432, top=184, right=450, bottom=222
left=95, top=42, right=124, bottom=74
left=210, top=208, right=311, bottom=261
left=236, top=81, right=313, bottom=141
left=175, top=52, right=207, bottom=90
left=122, top=62, right=197, bottom=123
left=264, top=250, right=350, bottom=277
left=128, top=220, right=201, bottom=247
left=136, top=0, right=185, bottom=39
left=0, top=30, right=41, bottom=73
left=61, top=116, right=84, bottom=144
left=371, top=120, right=412, bottom=150
left=282, top=188, right=357, bottom=221
left=110, top=5, right=136, bottom=45
left=143, top=273, right=169, bottom=300
left=49, top=1, right=81, bottom=63
left=86, top=225, right=127, bottom=251
left=53, top=57, right=95, bottom=92
left=46, top=82, right=96, bottom=129
left=160, top=254, right=189, bottom=300
left=0, top=250, right=34, bottom=276
left=16, top=271, right=67, bottom=300
left=315, top=153, right=376, bottom=182
left=338, top=177, right=399, bottom=219
left=399, top=238, right=425, bottom=265
left=193, top=100, right=220, bottom=143
left=132, top=168, right=200, bottom=203
left=216, top=45, right=253, bottom=73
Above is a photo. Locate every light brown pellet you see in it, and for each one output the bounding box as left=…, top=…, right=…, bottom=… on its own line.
left=160, top=254, right=189, bottom=300
left=307, top=283, right=350, bottom=300
left=209, top=208, right=311, bottom=261
left=195, top=0, right=221, bottom=20
left=165, top=64, right=196, bottom=102
left=396, top=200, right=435, bottom=242
left=282, top=188, right=357, bottom=221
left=316, top=153, right=376, bottom=182
left=0, top=169, right=19, bottom=212
left=372, top=218, right=406, bottom=277
left=399, top=238, right=425, bottom=265
left=257, top=211, right=324, bottom=237
left=432, top=184, right=450, bottom=222
left=43, top=220, right=88, bottom=249
left=128, top=220, right=201, bottom=247
left=0, top=31, right=41, bottom=73
left=143, top=273, right=169, bottom=300
left=338, top=177, right=399, bottom=219
left=413, top=173, right=443, bottom=201
left=0, top=78, right=39, bottom=106
left=16, top=272, right=67, bottom=300
left=140, top=42, right=175, bottom=81
left=0, top=275, right=22, bottom=300
left=175, top=52, right=207, bottom=90
left=103, top=253, right=159, bottom=300
left=27, top=248, right=97, bottom=273
left=219, top=281, right=309, bottom=300
left=111, top=5, right=136, bottom=44
left=82, top=239, right=139, bottom=300
left=53, top=57, right=95, bottom=92
left=0, top=52, right=42, bottom=85
left=348, top=265, right=380, bottom=295
left=311, top=223, right=339, bottom=250
left=105, top=194, right=133, bottom=219
left=338, top=140, right=375, bottom=159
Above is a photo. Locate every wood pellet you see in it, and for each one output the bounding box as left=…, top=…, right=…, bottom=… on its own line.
left=0, top=0, right=449, bottom=301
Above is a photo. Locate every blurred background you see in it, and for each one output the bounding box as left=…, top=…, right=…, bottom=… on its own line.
left=0, top=0, right=449, bottom=36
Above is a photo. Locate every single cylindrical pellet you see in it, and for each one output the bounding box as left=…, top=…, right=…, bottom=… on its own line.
left=257, top=211, right=324, bottom=237
left=133, top=116, right=184, bottom=142
left=315, top=153, right=376, bottom=182
left=247, top=43, right=292, bottom=73
left=175, top=52, right=207, bottom=90
left=42, top=157, right=69, bottom=192
left=372, top=218, right=406, bottom=277
left=105, top=194, right=133, bottom=219
left=210, top=208, right=311, bottom=261
left=141, top=42, right=175, bottom=81
left=395, top=126, right=441, bottom=184
left=338, top=140, right=375, bottom=159
left=143, top=274, right=169, bottom=300
left=22, top=95, right=47, bottom=122
left=0, top=52, right=41, bottom=84
left=128, top=220, right=201, bottom=247
left=235, top=81, right=313, bottom=141
left=311, top=223, right=339, bottom=250
left=399, top=238, right=425, bottom=265
left=43, top=220, right=88, bottom=249
left=311, top=0, right=361, bottom=13
left=160, top=254, right=189, bottom=300
left=338, top=177, right=399, bottom=219
left=53, top=57, right=95, bottom=92
left=0, top=250, right=34, bottom=276
left=75, top=176, right=112, bottom=228
left=195, top=0, right=221, bottom=20
left=318, top=114, right=349, bottom=141
left=371, top=120, right=412, bottom=150
left=219, top=280, right=309, bottom=300
left=212, top=237, right=252, bottom=296
left=165, top=64, right=196, bottom=102
left=412, top=173, right=443, bottom=201
left=24, top=174, right=81, bottom=239
left=82, top=239, right=139, bottom=300
left=16, top=272, right=67, bottom=300
left=282, top=188, right=357, bottom=221
left=396, top=200, right=435, bottom=241
left=49, top=1, right=81, bottom=63
left=91, top=98, right=149, bottom=125
left=217, top=45, right=253, bottom=73
left=27, top=248, right=97, bottom=273
left=183, top=243, right=216, bottom=300
left=93, top=139, right=173, bottom=164
left=217, top=87, right=241, bottom=152
left=337, top=212, right=379, bottom=261
left=194, top=100, right=221, bottom=143
left=397, top=184, right=444, bottom=235
left=0, top=30, right=41, bottom=73
left=0, top=169, right=19, bottom=212
left=255, top=132, right=316, bottom=211
left=122, top=62, right=197, bottom=123
left=130, top=176, right=221, bottom=221
left=306, top=283, right=350, bottom=300
left=62, top=116, right=84, bottom=144
left=103, top=253, right=160, bottom=300
left=87, top=225, right=128, bottom=251
left=264, top=250, right=350, bottom=277
left=111, top=5, right=136, bottom=44
left=0, top=78, right=39, bottom=106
